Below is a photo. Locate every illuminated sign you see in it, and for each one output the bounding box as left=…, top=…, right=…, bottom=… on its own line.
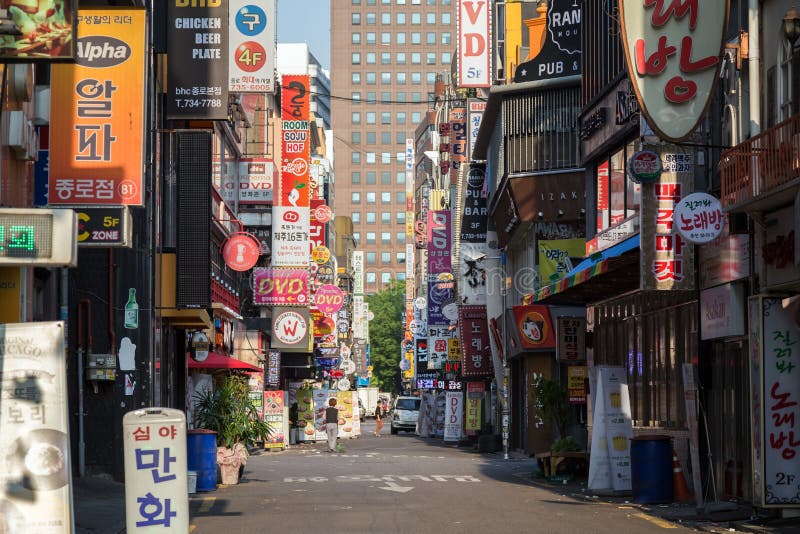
left=0, top=208, right=76, bottom=266
left=75, top=207, right=131, bottom=247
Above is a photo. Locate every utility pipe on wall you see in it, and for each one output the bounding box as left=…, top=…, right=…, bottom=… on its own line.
left=748, top=0, right=761, bottom=137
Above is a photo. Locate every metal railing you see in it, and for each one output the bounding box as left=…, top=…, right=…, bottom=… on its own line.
left=720, top=113, right=800, bottom=209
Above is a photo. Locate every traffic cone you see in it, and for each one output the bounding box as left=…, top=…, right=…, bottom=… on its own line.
left=672, top=450, right=693, bottom=502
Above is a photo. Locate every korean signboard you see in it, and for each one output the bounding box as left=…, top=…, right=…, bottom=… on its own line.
left=567, top=365, right=588, bottom=404
left=749, top=296, right=800, bottom=507
left=456, top=0, right=491, bottom=87
left=415, top=337, right=429, bottom=369
left=166, top=0, right=228, bottom=120
left=352, top=251, right=364, bottom=295
left=428, top=276, right=455, bottom=326
left=640, top=150, right=695, bottom=291
left=444, top=391, right=464, bottom=442
left=266, top=350, right=281, bottom=389
left=450, top=107, right=467, bottom=175
left=459, top=305, right=493, bottom=377
left=467, top=100, right=485, bottom=160
left=271, top=306, right=311, bottom=352
left=674, top=192, right=724, bottom=244
left=279, top=74, right=310, bottom=208
left=309, top=198, right=327, bottom=251
left=460, top=164, right=488, bottom=243
left=0, top=0, right=75, bottom=62
left=238, top=158, right=274, bottom=204
left=538, top=239, right=585, bottom=283
left=465, top=382, right=484, bottom=433
left=619, top=0, right=728, bottom=141
left=514, top=0, right=581, bottom=82
left=427, top=325, right=450, bottom=370
left=512, top=305, right=556, bottom=350
left=0, top=322, right=73, bottom=533
left=123, top=408, right=188, bottom=532
left=557, top=317, right=586, bottom=361
left=229, top=0, right=275, bottom=92
left=271, top=206, right=310, bottom=267
left=50, top=9, right=145, bottom=206
left=252, top=267, right=309, bottom=306
left=427, top=210, right=452, bottom=274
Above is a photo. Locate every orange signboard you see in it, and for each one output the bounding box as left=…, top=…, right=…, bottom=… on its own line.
left=49, top=9, right=145, bottom=206
left=512, top=305, right=556, bottom=349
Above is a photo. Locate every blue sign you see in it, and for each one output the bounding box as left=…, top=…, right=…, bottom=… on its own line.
left=34, top=150, right=49, bottom=206
left=357, top=376, right=370, bottom=387
left=235, top=5, right=267, bottom=36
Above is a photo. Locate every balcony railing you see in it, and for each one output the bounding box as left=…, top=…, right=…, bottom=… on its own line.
left=720, top=113, right=800, bottom=210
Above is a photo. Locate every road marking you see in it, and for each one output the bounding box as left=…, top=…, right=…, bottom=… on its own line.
left=198, top=496, right=215, bottom=513
left=380, top=481, right=414, bottom=493
left=283, top=474, right=481, bottom=483
left=633, top=512, right=678, bottom=529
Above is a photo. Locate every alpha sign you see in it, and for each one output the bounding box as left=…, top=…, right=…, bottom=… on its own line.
left=619, top=0, right=728, bottom=141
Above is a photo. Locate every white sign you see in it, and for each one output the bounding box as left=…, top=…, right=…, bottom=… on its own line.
left=341, top=359, right=356, bottom=375
left=414, top=297, right=427, bottom=310
left=444, top=391, right=464, bottom=442
left=229, top=0, right=276, bottom=92
left=0, top=322, right=73, bottom=533
left=619, top=0, right=727, bottom=141
left=427, top=325, right=450, bottom=370
left=271, top=206, right=310, bottom=267
left=238, top=158, right=274, bottom=203
left=123, top=408, right=189, bottom=532
left=588, top=366, right=632, bottom=492
left=273, top=310, right=308, bottom=344
left=352, top=251, right=364, bottom=295
left=457, top=0, right=491, bottom=88
left=337, top=378, right=351, bottom=391
left=699, top=283, right=746, bottom=340
left=674, top=192, right=724, bottom=244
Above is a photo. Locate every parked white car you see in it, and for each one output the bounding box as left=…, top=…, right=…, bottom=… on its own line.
left=390, top=396, right=420, bottom=434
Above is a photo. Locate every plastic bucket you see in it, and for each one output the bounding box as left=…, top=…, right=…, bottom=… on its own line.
left=187, top=470, right=197, bottom=494
left=630, top=434, right=673, bottom=504
left=187, top=429, right=217, bottom=492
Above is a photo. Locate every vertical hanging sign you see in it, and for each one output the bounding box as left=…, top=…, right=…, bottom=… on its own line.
left=229, top=0, right=276, bottom=92
left=279, top=74, right=310, bottom=208
left=457, top=0, right=491, bottom=87
left=167, top=0, right=229, bottom=120
left=50, top=9, right=146, bottom=206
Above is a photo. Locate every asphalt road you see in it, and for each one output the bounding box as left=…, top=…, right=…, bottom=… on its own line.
left=188, top=420, right=697, bottom=534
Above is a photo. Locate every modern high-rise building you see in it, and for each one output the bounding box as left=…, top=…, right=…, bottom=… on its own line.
left=330, top=0, right=457, bottom=294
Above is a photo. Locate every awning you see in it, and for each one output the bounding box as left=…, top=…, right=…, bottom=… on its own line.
left=161, top=308, right=213, bottom=330
left=188, top=352, right=262, bottom=372
left=526, top=234, right=641, bottom=305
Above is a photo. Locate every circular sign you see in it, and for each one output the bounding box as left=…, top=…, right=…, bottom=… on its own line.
left=441, top=298, right=460, bottom=322
left=313, top=315, right=335, bottom=337
left=337, top=319, right=349, bottom=332
left=273, top=310, right=307, bottom=345
left=673, top=192, right=724, bottom=244
left=222, top=233, right=261, bottom=271
left=409, top=320, right=426, bottom=336
left=627, top=150, right=663, bottom=184
left=367, top=311, right=375, bottom=321
left=414, top=296, right=427, bottom=310
left=340, top=359, right=356, bottom=375
left=191, top=331, right=210, bottom=362
left=315, top=263, right=335, bottom=284
left=340, top=344, right=352, bottom=358
left=234, top=5, right=267, bottom=35
left=399, top=358, right=410, bottom=371
left=313, top=204, right=333, bottom=223
left=401, top=339, right=413, bottom=352
left=337, top=378, right=351, bottom=391
left=234, top=41, right=267, bottom=73
left=311, top=245, right=331, bottom=265
left=315, top=284, right=344, bottom=314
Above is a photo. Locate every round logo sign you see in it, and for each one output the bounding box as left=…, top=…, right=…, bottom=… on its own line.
left=315, top=284, right=344, bottom=314
left=340, top=359, right=356, bottom=375
left=315, top=263, right=335, bottom=284
left=414, top=296, right=427, bottom=310
left=628, top=150, right=663, bottom=184
left=235, top=5, right=267, bottom=35
left=311, top=245, right=331, bottom=265
left=313, top=204, right=333, bottom=223
left=399, top=358, right=411, bottom=371
left=337, top=319, right=349, bottom=333
left=273, top=310, right=307, bottom=345
left=337, top=378, right=351, bottom=391
left=673, top=192, right=724, bottom=244
left=313, top=315, right=335, bottom=337
left=222, top=233, right=261, bottom=271
left=234, top=41, right=267, bottom=73
left=341, top=344, right=352, bottom=358
left=519, top=310, right=550, bottom=346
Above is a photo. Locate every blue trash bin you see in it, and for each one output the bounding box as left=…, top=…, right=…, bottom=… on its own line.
left=187, top=429, right=217, bottom=492
left=630, top=434, right=673, bottom=504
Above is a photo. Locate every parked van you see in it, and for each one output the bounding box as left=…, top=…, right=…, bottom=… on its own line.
left=390, top=396, right=420, bottom=434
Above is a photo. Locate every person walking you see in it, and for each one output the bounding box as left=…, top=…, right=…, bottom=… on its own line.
left=325, top=397, right=339, bottom=452
left=374, top=404, right=383, bottom=437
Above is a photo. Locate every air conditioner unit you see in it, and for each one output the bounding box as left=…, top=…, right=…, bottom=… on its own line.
left=3, top=110, right=37, bottom=160
left=33, top=85, right=50, bottom=125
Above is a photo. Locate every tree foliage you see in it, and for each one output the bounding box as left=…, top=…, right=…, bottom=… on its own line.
left=366, top=281, right=404, bottom=393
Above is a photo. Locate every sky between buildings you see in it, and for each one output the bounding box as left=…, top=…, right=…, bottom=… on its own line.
left=277, top=0, right=331, bottom=71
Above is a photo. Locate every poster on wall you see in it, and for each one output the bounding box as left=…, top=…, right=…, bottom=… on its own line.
left=49, top=9, right=146, bottom=206
left=166, top=0, right=228, bottom=120
left=0, top=0, right=75, bottom=62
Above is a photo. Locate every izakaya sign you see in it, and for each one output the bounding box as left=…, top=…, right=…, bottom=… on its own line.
left=619, top=0, right=728, bottom=141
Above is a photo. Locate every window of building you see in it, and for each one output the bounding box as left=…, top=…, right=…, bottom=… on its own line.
left=397, top=12, right=406, bottom=24
left=426, top=0, right=435, bottom=4
left=381, top=251, right=391, bottom=263
left=396, top=232, right=406, bottom=244
left=353, top=232, right=361, bottom=243
left=397, top=32, right=406, bottom=45
left=367, top=272, right=377, bottom=283
left=381, top=152, right=391, bottom=164
left=352, top=32, right=361, bottom=44
left=396, top=111, right=407, bottom=124
left=366, top=233, right=376, bottom=244
left=367, top=0, right=375, bottom=4
left=366, top=112, right=376, bottom=124
left=366, top=72, right=376, bottom=84
left=367, top=131, right=377, bottom=144
left=351, top=131, right=361, bottom=144
left=366, top=152, right=376, bottom=164
left=397, top=272, right=406, bottom=281
left=426, top=51, right=436, bottom=63
left=381, top=192, right=391, bottom=204
left=441, top=13, right=451, bottom=24
left=352, top=13, right=361, bottom=24
left=395, top=152, right=405, bottom=163
left=411, top=12, right=421, bottom=24
left=366, top=192, right=377, bottom=204
left=366, top=92, right=376, bottom=103
left=381, top=52, right=391, bottom=65
left=381, top=32, right=391, bottom=44
left=396, top=132, right=405, bottom=144
left=426, top=12, right=436, bottom=24
left=411, top=53, right=421, bottom=64
left=381, top=212, right=391, bottom=223
left=395, top=191, right=405, bottom=203
left=352, top=152, right=361, bottom=164
left=353, top=0, right=360, bottom=4
left=381, top=171, right=392, bottom=185
left=411, top=92, right=422, bottom=102
left=381, top=272, right=392, bottom=284
left=352, top=52, right=361, bottom=64
left=441, top=52, right=451, bottom=64
left=352, top=72, right=361, bottom=84
left=396, top=252, right=406, bottom=263
left=381, top=72, right=391, bottom=84
left=351, top=91, right=361, bottom=103
left=351, top=171, right=361, bottom=184
left=396, top=91, right=406, bottom=102
left=366, top=251, right=376, bottom=263
left=352, top=212, right=361, bottom=223
left=352, top=192, right=361, bottom=203
left=366, top=52, right=376, bottom=64
left=411, top=72, right=422, bottom=84
left=366, top=212, right=376, bottom=223
left=381, top=12, right=391, bottom=24
left=426, top=72, right=436, bottom=83
left=441, top=32, right=451, bottom=45
left=397, top=52, right=407, bottom=64
left=366, top=32, right=376, bottom=44
left=351, top=111, right=361, bottom=124
left=366, top=171, right=377, bottom=184
left=396, top=171, right=406, bottom=184
left=595, top=141, right=641, bottom=233
left=396, top=211, right=406, bottom=224
left=411, top=32, right=421, bottom=44
left=379, top=91, right=390, bottom=103
left=411, top=111, right=422, bottom=124
left=396, top=72, right=407, bottom=84
left=381, top=111, right=391, bottom=124
left=382, top=132, right=392, bottom=144
left=381, top=232, right=391, bottom=244
left=366, top=12, right=376, bottom=24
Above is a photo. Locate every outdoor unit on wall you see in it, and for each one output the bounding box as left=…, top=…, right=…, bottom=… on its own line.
left=175, top=130, right=212, bottom=309
left=2, top=110, right=37, bottom=160
left=33, top=85, right=50, bottom=125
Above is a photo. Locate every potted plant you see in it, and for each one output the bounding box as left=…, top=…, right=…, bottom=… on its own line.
left=194, top=375, right=272, bottom=485
left=530, top=375, right=569, bottom=441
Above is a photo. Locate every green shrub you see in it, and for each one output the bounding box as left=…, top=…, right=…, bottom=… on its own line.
left=194, top=375, right=272, bottom=449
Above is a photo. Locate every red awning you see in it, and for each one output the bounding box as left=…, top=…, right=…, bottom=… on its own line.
left=188, top=352, right=262, bottom=373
